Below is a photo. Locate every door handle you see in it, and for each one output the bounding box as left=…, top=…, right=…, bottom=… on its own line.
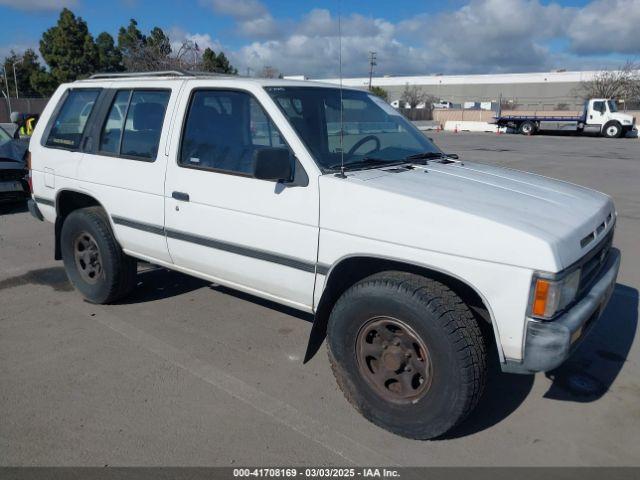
left=172, top=191, right=190, bottom=202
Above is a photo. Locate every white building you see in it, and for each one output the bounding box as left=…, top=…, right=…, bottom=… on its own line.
left=308, top=70, right=619, bottom=110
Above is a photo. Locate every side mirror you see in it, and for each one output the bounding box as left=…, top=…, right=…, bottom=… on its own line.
left=253, top=147, right=293, bottom=182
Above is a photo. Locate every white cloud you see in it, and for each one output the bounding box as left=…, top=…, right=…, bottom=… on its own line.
left=567, top=0, right=640, bottom=55
left=168, top=27, right=225, bottom=55
left=183, top=0, right=639, bottom=78
left=415, top=0, right=573, bottom=73
left=201, top=0, right=267, bottom=19
left=0, top=0, right=77, bottom=10
left=233, top=11, right=428, bottom=78
left=239, top=15, right=280, bottom=38
left=224, top=1, right=577, bottom=77
left=201, top=0, right=281, bottom=39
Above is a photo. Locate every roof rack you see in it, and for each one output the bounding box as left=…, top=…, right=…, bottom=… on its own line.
left=88, top=70, right=240, bottom=80
left=89, top=70, right=190, bottom=79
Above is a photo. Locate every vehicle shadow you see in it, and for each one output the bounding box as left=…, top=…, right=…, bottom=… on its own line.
left=441, top=283, right=637, bottom=439
left=439, top=337, right=535, bottom=440
left=209, top=284, right=314, bottom=323
left=0, top=201, right=28, bottom=215
left=116, top=265, right=209, bottom=304
left=543, top=283, right=638, bottom=400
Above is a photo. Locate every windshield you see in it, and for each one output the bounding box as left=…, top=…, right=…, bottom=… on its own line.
left=265, top=87, right=440, bottom=172
left=607, top=100, right=618, bottom=112
left=0, top=127, right=11, bottom=145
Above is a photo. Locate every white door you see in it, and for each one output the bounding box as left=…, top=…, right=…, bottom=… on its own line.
left=77, top=82, right=182, bottom=263
left=588, top=100, right=607, bottom=128
left=164, top=85, right=320, bottom=310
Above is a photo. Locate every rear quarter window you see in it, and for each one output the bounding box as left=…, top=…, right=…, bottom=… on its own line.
left=45, top=89, right=101, bottom=149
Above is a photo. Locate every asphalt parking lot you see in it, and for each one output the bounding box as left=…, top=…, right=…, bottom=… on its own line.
left=1, top=132, right=639, bottom=466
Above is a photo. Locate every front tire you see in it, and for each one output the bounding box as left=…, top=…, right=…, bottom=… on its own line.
left=327, top=272, right=486, bottom=439
left=602, top=121, right=622, bottom=138
left=519, top=121, right=536, bottom=135
left=61, top=207, right=137, bottom=304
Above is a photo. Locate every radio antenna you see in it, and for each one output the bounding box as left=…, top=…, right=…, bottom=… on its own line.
left=338, top=1, right=346, bottom=178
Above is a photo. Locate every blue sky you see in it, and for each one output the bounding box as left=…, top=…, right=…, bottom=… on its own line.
left=0, top=0, right=638, bottom=77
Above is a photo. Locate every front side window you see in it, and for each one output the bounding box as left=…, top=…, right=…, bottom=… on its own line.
left=179, top=90, right=290, bottom=175
left=607, top=100, right=618, bottom=112
left=46, top=89, right=100, bottom=149
left=99, top=89, right=170, bottom=159
left=266, top=87, right=439, bottom=172
left=593, top=101, right=606, bottom=113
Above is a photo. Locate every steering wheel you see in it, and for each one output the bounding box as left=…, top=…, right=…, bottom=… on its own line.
left=346, top=135, right=381, bottom=159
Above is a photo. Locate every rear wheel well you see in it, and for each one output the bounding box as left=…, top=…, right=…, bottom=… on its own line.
left=304, top=257, right=494, bottom=362
left=54, top=190, right=102, bottom=260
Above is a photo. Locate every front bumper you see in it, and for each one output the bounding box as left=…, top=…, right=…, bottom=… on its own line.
left=503, top=248, right=621, bottom=374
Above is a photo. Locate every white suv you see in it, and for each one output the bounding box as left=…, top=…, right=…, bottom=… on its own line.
left=27, top=71, right=620, bottom=439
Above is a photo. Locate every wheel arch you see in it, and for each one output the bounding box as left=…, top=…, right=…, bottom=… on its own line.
left=54, top=189, right=106, bottom=260
left=305, top=255, right=503, bottom=363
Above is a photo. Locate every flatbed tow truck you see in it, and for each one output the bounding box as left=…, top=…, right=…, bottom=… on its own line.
left=494, top=98, right=635, bottom=138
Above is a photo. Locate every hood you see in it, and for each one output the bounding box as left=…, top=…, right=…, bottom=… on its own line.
left=612, top=112, right=635, bottom=124
left=319, top=161, right=614, bottom=271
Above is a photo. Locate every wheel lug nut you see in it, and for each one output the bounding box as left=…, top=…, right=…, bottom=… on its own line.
left=393, top=339, right=401, bottom=346
left=406, top=366, right=412, bottom=372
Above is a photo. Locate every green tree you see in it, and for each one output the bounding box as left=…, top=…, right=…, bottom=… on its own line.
left=95, top=32, right=123, bottom=72
left=200, top=47, right=237, bottom=74
left=200, top=47, right=218, bottom=72
left=214, top=51, right=237, bottom=74
left=3, top=49, right=55, bottom=97
left=117, top=19, right=146, bottom=56
left=147, top=27, right=172, bottom=57
left=118, top=19, right=146, bottom=70
left=39, top=8, right=98, bottom=83
left=118, top=20, right=173, bottom=71
left=369, top=86, right=389, bottom=101
left=30, top=70, right=58, bottom=97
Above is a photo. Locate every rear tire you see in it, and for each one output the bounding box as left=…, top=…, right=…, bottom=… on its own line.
left=602, top=121, right=622, bottom=138
left=327, top=272, right=487, bottom=439
left=61, top=207, right=137, bottom=304
left=519, top=121, right=536, bottom=135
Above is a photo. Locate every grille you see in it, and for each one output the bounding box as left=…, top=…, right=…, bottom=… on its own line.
left=0, top=169, right=26, bottom=182
left=577, top=228, right=614, bottom=297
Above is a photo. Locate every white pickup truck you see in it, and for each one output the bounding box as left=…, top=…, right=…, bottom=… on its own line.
left=27, top=72, right=620, bottom=439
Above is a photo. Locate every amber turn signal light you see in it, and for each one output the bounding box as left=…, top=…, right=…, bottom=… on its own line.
left=532, top=279, right=550, bottom=317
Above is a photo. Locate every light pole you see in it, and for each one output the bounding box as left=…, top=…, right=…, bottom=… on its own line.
left=1, top=66, right=11, bottom=114
left=368, top=51, right=377, bottom=90
left=13, top=57, right=23, bottom=98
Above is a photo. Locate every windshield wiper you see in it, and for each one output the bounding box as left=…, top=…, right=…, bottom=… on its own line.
left=405, top=151, right=459, bottom=162
left=326, top=157, right=407, bottom=172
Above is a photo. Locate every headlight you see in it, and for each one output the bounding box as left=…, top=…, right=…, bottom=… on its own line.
left=530, top=269, right=581, bottom=319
